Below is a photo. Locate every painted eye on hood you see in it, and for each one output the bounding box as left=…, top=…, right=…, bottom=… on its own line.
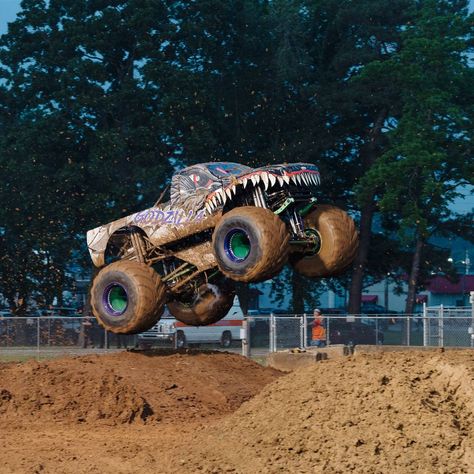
left=189, top=174, right=201, bottom=184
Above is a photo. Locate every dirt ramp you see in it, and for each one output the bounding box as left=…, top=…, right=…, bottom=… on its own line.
left=0, top=361, right=152, bottom=424
left=180, top=350, right=474, bottom=473
left=0, top=350, right=281, bottom=426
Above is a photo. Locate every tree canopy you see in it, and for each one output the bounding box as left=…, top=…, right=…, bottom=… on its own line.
left=0, top=0, right=472, bottom=312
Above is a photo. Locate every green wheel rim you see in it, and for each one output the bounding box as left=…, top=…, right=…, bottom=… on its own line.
left=226, top=230, right=251, bottom=261
left=107, top=285, right=128, bottom=314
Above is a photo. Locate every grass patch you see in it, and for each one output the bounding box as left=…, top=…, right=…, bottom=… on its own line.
left=0, top=354, right=38, bottom=363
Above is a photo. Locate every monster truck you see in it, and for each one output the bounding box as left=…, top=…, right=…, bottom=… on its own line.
left=87, top=162, right=358, bottom=334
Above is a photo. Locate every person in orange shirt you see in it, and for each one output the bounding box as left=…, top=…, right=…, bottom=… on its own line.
left=310, top=309, right=326, bottom=347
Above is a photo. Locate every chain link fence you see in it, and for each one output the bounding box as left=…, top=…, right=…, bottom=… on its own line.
left=423, top=305, right=474, bottom=347
left=0, top=317, right=138, bottom=360
left=1, top=305, right=473, bottom=360
left=242, top=306, right=474, bottom=357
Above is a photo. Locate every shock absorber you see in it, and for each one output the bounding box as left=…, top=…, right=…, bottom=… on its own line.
left=130, top=230, right=146, bottom=263
left=288, top=211, right=305, bottom=238
left=252, top=186, right=267, bottom=208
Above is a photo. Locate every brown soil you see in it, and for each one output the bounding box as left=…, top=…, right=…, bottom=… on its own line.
left=2, top=349, right=474, bottom=473
left=0, top=349, right=280, bottom=425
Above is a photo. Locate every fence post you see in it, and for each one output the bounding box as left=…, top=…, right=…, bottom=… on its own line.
left=375, top=316, right=379, bottom=345
left=299, top=315, right=304, bottom=349
left=326, top=315, right=330, bottom=346
left=439, top=304, right=444, bottom=347
left=36, top=317, right=40, bottom=361
left=303, top=313, right=307, bottom=349
left=406, top=315, right=411, bottom=346
left=471, top=292, right=474, bottom=348
left=242, top=318, right=250, bottom=357
left=423, top=303, right=428, bottom=347
left=269, top=313, right=275, bottom=353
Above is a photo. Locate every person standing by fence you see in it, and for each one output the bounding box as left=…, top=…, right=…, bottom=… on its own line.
left=310, top=309, right=326, bottom=347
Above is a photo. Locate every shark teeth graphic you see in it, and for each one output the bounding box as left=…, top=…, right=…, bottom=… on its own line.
left=205, top=170, right=321, bottom=214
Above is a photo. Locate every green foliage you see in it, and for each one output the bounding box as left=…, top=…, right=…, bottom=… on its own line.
left=0, top=0, right=472, bottom=310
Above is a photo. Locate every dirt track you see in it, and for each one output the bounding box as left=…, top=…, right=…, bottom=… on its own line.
left=2, top=349, right=474, bottom=473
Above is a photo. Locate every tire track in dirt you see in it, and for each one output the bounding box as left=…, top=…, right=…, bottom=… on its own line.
left=177, top=350, right=474, bottom=473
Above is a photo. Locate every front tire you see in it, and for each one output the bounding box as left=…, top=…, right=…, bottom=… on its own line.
left=212, top=206, right=289, bottom=283
left=91, top=260, right=166, bottom=334
left=290, top=205, right=358, bottom=278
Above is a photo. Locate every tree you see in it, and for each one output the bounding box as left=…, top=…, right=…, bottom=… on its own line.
left=0, top=0, right=176, bottom=308
left=359, top=0, right=474, bottom=314
left=350, top=1, right=472, bottom=311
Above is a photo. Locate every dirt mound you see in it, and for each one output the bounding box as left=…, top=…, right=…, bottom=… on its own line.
left=179, top=350, right=474, bottom=473
left=0, top=350, right=281, bottom=426
left=4, top=349, right=474, bottom=473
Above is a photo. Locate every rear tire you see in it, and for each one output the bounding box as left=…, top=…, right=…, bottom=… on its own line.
left=290, top=205, right=358, bottom=278
left=212, top=206, right=289, bottom=283
left=91, top=260, right=166, bottom=334
left=168, top=278, right=235, bottom=326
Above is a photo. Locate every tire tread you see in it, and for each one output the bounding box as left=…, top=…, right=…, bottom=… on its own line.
left=91, top=260, right=166, bottom=334
left=213, top=206, right=290, bottom=283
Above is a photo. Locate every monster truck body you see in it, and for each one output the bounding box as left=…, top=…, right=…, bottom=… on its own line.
left=87, top=162, right=358, bottom=334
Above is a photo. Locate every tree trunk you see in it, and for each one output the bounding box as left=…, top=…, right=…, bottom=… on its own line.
left=405, top=234, right=424, bottom=315
left=348, top=108, right=387, bottom=315
left=235, top=283, right=251, bottom=315
left=402, top=233, right=423, bottom=345
left=348, top=200, right=375, bottom=314
left=291, top=271, right=305, bottom=314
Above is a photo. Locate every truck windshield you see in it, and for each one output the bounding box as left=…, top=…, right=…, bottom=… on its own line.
left=205, top=163, right=251, bottom=178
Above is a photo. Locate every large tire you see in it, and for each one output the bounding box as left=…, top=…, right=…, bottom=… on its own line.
left=91, top=260, right=166, bottom=334
left=168, top=278, right=235, bottom=326
left=212, top=206, right=289, bottom=283
left=290, top=205, right=358, bottom=278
